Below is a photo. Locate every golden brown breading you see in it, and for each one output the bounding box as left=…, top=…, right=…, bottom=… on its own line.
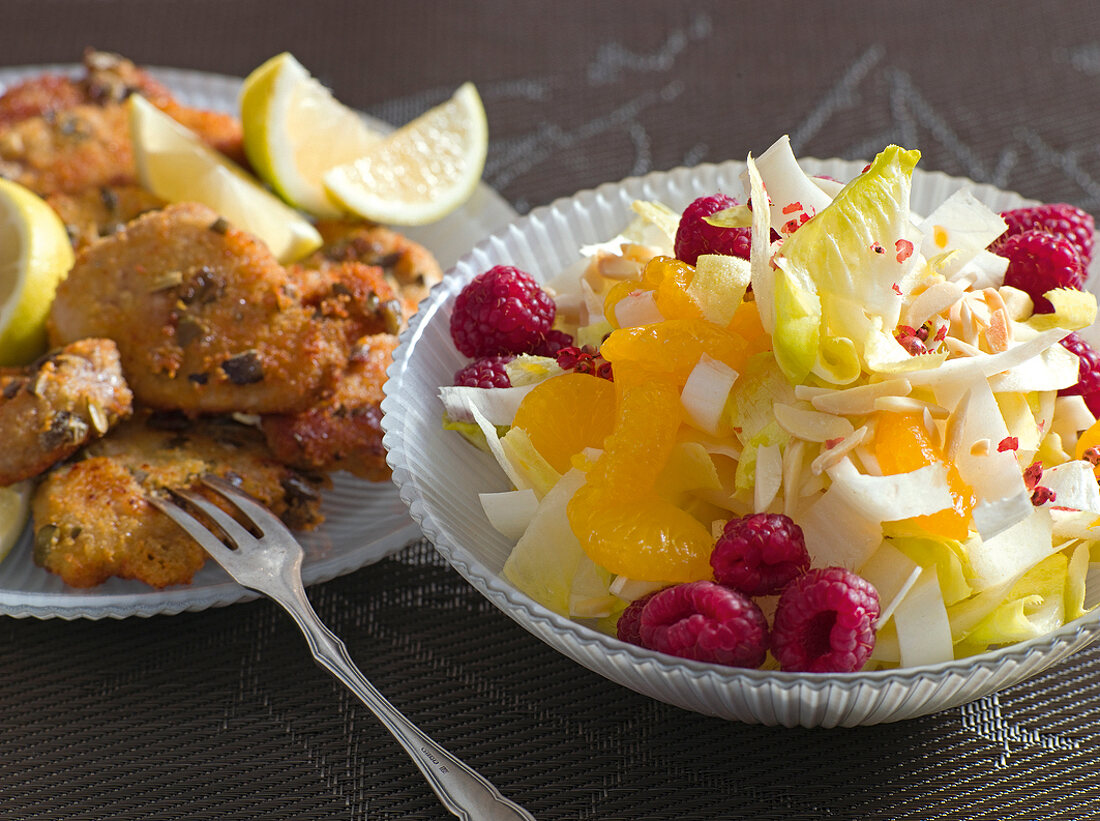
left=46, top=184, right=166, bottom=249
left=31, top=411, right=328, bottom=589
left=256, top=225, right=443, bottom=481
left=260, top=333, right=397, bottom=481
left=303, top=220, right=444, bottom=318
left=0, top=338, right=133, bottom=486
left=47, top=202, right=399, bottom=416
left=0, top=50, right=245, bottom=197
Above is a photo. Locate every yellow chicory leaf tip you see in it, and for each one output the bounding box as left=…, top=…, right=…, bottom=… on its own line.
left=1027, top=287, right=1098, bottom=332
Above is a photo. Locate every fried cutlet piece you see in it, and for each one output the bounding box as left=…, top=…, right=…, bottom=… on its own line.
left=46, top=184, right=166, bottom=249
left=0, top=103, right=136, bottom=196
left=0, top=74, right=85, bottom=127
left=256, top=225, right=442, bottom=481
left=260, top=333, right=397, bottom=481
left=0, top=50, right=244, bottom=196
left=48, top=202, right=401, bottom=416
left=303, top=220, right=444, bottom=317
left=0, top=338, right=133, bottom=486
left=31, top=411, right=328, bottom=589
left=0, top=49, right=173, bottom=127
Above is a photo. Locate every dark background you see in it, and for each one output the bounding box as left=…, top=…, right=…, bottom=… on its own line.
left=4, top=1, right=1100, bottom=819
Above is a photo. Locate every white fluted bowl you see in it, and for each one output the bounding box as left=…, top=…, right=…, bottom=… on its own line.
left=381, top=158, right=1100, bottom=726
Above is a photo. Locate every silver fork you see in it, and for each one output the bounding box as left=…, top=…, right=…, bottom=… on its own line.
left=149, top=474, right=536, bottom=821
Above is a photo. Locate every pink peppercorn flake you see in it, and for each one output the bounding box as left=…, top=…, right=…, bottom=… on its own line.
left=997, top=436, right=1019, bottom=452
left=895, top=238, right=914, bottom=263
left=1023, top=461, right=1043, bottom=490
left=1032, top=486, right=1057, bottom=506
left=934, top=325, right=948, bottom=342
left=782, top=201, right=803, bottom=215
left=891, top=283, right=902, bottom=295
left=1083, top=447, right=1100, bottom=466
left=871, top=242, right=886, bottom=255
left=824, top=437, right=844, bottom=449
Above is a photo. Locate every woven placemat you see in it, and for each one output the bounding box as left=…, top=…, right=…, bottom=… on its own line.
left=3, top=542, right=1100, bottom=820
left=4, top=1, right=1100, bottom=818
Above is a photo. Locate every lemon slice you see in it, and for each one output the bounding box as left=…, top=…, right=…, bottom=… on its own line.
left=0, top=480, right=31, bottom=564
left=240, top=52, right=383, bottom=218
left=0, top=178, right=75, bottom=366
left=128, top=94, right=322, bottom=262
left=323, top=82, right=488, bottom=226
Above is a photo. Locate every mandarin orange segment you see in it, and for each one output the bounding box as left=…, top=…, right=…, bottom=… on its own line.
left=644, top=256, right=704, bottom=321
left=588, top=380, right=681, bottom=487
left=874, top=411, right=975, bottom=540
left=568, top=485, right=715, bottom=581
left=726, top=298, right=771, bottom=354
left=565, top=380, right=713, bottom=581
left=602, top=279, right=643, bottom=328
left=600, top=318, right=755, bottom=386
left=511, top=372, right=617, bottom=475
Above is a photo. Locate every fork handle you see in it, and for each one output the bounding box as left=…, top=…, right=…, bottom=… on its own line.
left=269, top=586, right=536, bottom=821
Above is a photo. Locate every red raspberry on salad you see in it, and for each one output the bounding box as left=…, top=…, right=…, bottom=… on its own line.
left=531, top=328, right=575, bottom=357
left=770, top=567, right=880, bottom=673
left=453, top=355, right=514, bottom=388
left=615, top=590, right=660, bottom=646
left=997, top=203, right=1094, bottom=265
left=638, top=580, right=769, bottom=668
left=674, top=194, right=752, bottom=265
left=450, top=265, right=556, bottom=357
left=995, top=229, right=1086, bottom=313
left=1058, top=332, right=1100, bottom=416
left=710, top=513, right=811, bottom=597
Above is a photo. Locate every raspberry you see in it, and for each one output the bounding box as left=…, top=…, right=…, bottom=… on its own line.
left=995, top=229, right=1086, bottom=313
left=615, top=590, right=660, bottom=646
left=450, top=265, right=556, bottom=357
left=1058, top=332, right=1100, bottom=416
left=710, top=513, right=811, bottom=596
left=674, top=194, right=752, bottom=265
left=531, top=328, right=575, bottom=357
left=770, top=567, right=880, bottom=673
left=453, top=355, right=513, bottom=388
left=998, top=203, right=1094, bottom=265
left=638, top=581, right=768, bottom=668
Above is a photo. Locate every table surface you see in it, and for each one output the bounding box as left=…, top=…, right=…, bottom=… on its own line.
left=4, top=1, right=1100, bottom=819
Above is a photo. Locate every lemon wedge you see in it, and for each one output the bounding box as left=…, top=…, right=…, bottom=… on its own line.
left=128, top=94, right=322, bottom=262
left=0, top=480, right=31, bottom=564
left=0, top=178, right=75, bottom=366
left=323, top=82, right=488, bottom=226
left=240, top=52, right=383, bottom=217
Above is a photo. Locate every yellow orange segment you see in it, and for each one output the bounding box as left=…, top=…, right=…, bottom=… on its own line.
left=566, top=380, right=713, bottom=581
left=874, top=412, right=975, bottom=540
left=726, top=298, right=771, bottom=354
left=645, top=256, right=704, bottom=321
left=568, top=487, right=715, bottom=582
left=511, top=372, right=617, bottom=475
left=600, top=318, right=755, bottom=386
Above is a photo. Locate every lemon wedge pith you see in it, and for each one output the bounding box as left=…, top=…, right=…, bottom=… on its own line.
left=240, top=52, right=383, bottom=217
left=323, top=82, right=488, bottom=226
left=0, top=480, right=31, bottom=564
left=128, top=94, right=321, bottom=263
left=0, top=178, right=75, bottom=366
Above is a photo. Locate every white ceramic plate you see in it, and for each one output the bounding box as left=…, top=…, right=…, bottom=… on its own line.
left=382, top=157, right=1100, bottom=726
left=0, top=64, right=517, bottom=619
